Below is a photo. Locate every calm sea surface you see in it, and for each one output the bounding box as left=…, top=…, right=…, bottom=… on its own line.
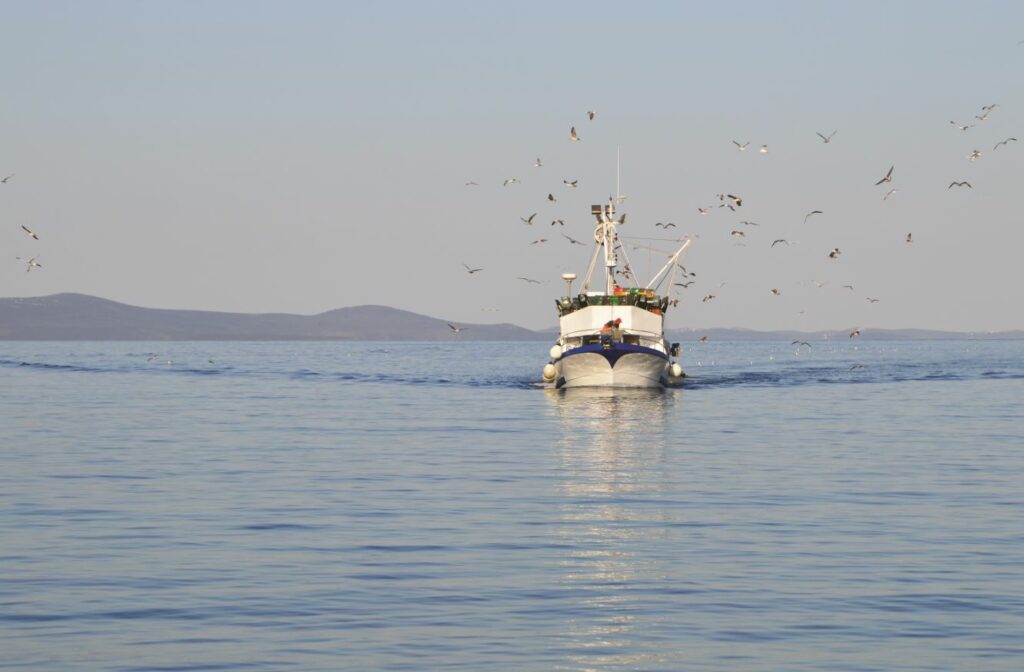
left=2, top=340, right=1023, bottom=671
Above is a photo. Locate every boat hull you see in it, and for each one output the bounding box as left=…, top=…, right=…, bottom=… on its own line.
left=554, top=345, right=669, bottom=388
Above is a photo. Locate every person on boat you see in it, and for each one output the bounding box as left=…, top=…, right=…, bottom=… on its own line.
left=611, top=318, right=623, bottom=342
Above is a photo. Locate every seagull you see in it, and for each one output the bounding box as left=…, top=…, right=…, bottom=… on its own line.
left=867, top=297, right=880, bottom=303
left=587, top=110, right=596, bottom=120
left=698, top=207, right=711, bottom=215
left=842, top=284, right=854, bottom=291
left=771, top=239, right=789, bottom=248
left=906, top=233, right=913, bottom=243
left=874, top=165, right=894, bottom=186
left=15, top=256, right=41, bottom=272
left=2, top=173, right=15, bottom=183
left=563, top=179, right=578, bottom=188
left=517, top=277, right=542, bottom=284
left=883, top=187, right=898, bottom=200
left=849, top=329, right=861, bottom=338
left=720, top=193, right=743, bottom=207
left=551, top=219, right=565, bottom=226
left=948, top=181, right=972, bottom=189
left=520, top=213, right=537, bottom=225
left=702, top=294, right=716, bottom=303
left=968, top=149, right=982, bottom=162
left=562, top=233, right=585, bottom=245
left=570, top=126, right=580, bottom=142
left=733, top=140, right=749, bottom=151
left=464, top=181, right=479, bottom=186
left=534, top=157, right=543, bottom=167
left=739, top=220, right=760, bottom=226
left=803, top=210, right=823, bottom=224
left=816, top=130, right=837, bottom=143
left=759, top=144, right=768, bottom=153
left=982, top=103, right=1000, bottom=111
left=447, top=323, right=465, bottom=334
left=529, top=238, right=548, bottom=245
left=994, top=138, right=1017, bottom=150
left=792, top=340, right=812, bottom=348
left=503, top=178, right=520, bottom=186
left=699, top=335, right=709, bottom=343
left=950, top=121, right=974, bottom=131
left=674, top=281, right=694, bottom=288
left=770, top=288, right=781, bottom=296
left=655, top=222, right=677, bottom=228
left=21, top=224, right=39, bottom=240
left=463, top=264, right=483, bottom=274
left=828, top=248, right=841, bottom=259
left=975, top=112, right=990, bottom=122
left=730, top=230, right=746, bottom=237
left=547, top=193, right=556, bottom=202
left=850, top=364, right=866, bottom=370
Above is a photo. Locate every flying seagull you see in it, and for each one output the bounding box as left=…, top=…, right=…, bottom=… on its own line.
left=739, top=220, right=760, bottom=226
left=866, top=297, right=880, bottom=303
left=770, top=288, right=781, bottom=296
left=874, top=165, right=894, bottom=186
left=759, top=145, right=768, bottom=153
left=803, top=210, right=823, bottom=224
left=517, top=277, right=542, bottom=284
left=463, top=264, right=483, bottom=274
left=702, top=294, right=716, bottom=303
left=562, top=233, right=585, bottom=245
left=529, top=238, right=548, bottom=245
left=816, top=130, right=837, bottom=143
left=534, top=157, right=543, bottom=168
left=21, top=225, right=39, bottom=240
left=842, top=284, right=854, bottom=291
left=948, top=181, right=972, bottom=189
left=792, top=340, right=811, bottom=348
left=968, top=149, right=982, bottom=162
left=771, top=239, right=789, bottom=248
left=551, top=219, right=564, bottom=226
left=503, top=178, right=520, bottom=186
left=547, top=193, right=556, bottom=202
left=950, top=121, right=974, bottom=131
left=464, top=181, right=479, bottom=186
left=883, top=187, right=898, bottom=200
left=699, top=335, right=709, bottom=343
left=698, top=207, right=711, bottom=215
left=732, top=140, right=750, bottom=151
left=570, top=126, right=580, bottom=142
left=563, top=179, right=578, bottom=188
left=994, top=138, right=1017, bottom=150
left=447, top=323, right=465, bottom=334
left=730, top=230, right=746, bottom=237
left=1, top=174, right=14, bottom=184
left=655, top=222, right=677, bottom=228
left=828, top=247, right=841, bottom=259
left=520, top=213, right=537, bottom=225
left=849, top=329, right=861, bottom=339
left=906, top=233, right=913, bottom=243
left=674, top=281, right=694, bottom=288
left=15, top=256, right=41, bottom=272
left=587, top=110, right=596, bottom=120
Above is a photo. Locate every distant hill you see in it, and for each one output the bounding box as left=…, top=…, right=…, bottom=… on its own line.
left=0, top=294, right=546, bottom=341
left=0, top=294, right=1021, bottom=341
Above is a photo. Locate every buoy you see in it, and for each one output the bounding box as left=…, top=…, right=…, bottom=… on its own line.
left=669, top=363, right=684, bottom=378
left=542, top=363, right=557, bottom=381
left=548, top=345, right=562, bottom=359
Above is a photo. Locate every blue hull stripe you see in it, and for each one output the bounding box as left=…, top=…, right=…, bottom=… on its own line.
left=557, top=343, right=668, bottom=368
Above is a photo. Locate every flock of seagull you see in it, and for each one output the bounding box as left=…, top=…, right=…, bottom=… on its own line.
left=5, top=174, right=47, bottom=274
left=456, top=98, right=1016, bottom=342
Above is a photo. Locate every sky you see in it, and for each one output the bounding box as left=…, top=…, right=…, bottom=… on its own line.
left=1, top=1, right=1022, bottom=332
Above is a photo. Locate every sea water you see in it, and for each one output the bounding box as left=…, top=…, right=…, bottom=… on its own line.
left=1, top=340, right=1023, bottom=671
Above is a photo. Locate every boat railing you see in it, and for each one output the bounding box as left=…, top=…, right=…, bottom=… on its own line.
left=555, top=290, right=669, bottom=317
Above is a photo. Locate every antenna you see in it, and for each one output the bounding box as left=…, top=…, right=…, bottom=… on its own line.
left=616, top=146, right=620, bottom=203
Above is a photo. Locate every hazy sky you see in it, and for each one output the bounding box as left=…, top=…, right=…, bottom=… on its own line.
left=2, top=1, right=1022, bottom=331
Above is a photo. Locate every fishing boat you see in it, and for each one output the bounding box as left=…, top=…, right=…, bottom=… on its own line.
left=542, top=198, right=690, bottom=388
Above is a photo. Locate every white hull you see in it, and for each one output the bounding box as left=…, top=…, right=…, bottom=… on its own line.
left=554, top=350, right=668, bottom=388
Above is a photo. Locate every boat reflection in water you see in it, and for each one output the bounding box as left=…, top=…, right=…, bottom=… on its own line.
left=544, top=387, right=683, bottom=669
